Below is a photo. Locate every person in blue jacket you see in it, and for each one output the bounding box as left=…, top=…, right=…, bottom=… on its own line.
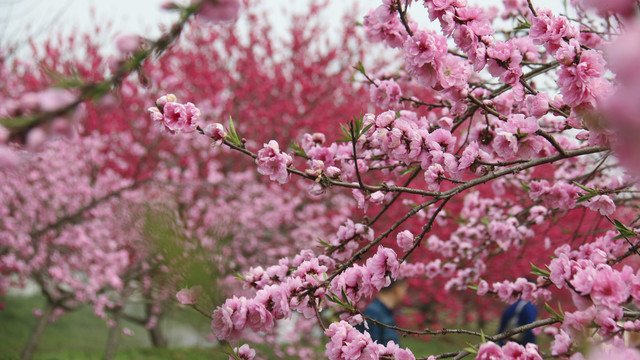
left=498, top=299, right=537, bottom=345
left=356, top=280, right=408, bottom=345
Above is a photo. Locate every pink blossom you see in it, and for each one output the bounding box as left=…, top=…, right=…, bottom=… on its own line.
left=378, top=341, right=416, bottom=360
left=529, top=180, right=579, bottom=210
left=557, top=50, right=610, bottom=108
left=525, top=93, right=549, bottom=118
left=211, top=296, right=248, bottom=341
left=590, top=265, right=629, bottom=309
left=203, top=123, right=227, bottom=146
left=438, top=54, right=471, bottom=89
left=366, top=246, right=400, bottom=289
left=155, top=100, right=200, bottom=134
left=115, top=34, right=140, bottom=53
left=155, top=94, right=177, bottom=108
left=176, top=285, right=202, bottom=305
left=493, top=114, right=542, bottom=160
left=245, top=299, right=274, bottom=333
left=396, top=230, right=414, bottom=252
left=585, top=195, right=616, bottom=216
left=476, top=342, right=505, bottom=360
left=231, top=344, right=256, bottom=360
left=502, top=342, right=531, bottom=359
left=363, top=6, right=411, bottom=48
left=587, top=345, right=640, bottom=360
left=0, top=146, right=19, bottom=169
left=551, top=330, right=572, bottom=355
left=325, top=166, right=341, bottom=178
left=256, top=140, right=293, bottom=184
left=563, top=307, right=596, bottom=334
left=325, top=321, right=379, bottom=360
left=477, top=280, right=489, bottom=296
left=370, top=79, right=403, bottom=109
left=404, top=30, right=448, bottom=88
left=193, top=0, right=240, bottom=23
left=424, top=164, right=444, bottom=191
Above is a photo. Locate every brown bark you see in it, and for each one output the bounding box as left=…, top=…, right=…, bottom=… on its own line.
left=103, top=307, right=122, bottom=360
left=21, top=300, right=54, bottom=360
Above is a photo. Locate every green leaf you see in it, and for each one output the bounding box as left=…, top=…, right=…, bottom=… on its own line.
left=573, top=182, right=594, bottom=193
left=514, top=18, right=532, bottom=30
left=353, top=61, right=365, bottom=75
left=573, top=182, right=599, bottom=203
left=613, top=219, right=636, bottom=239
left=480, top=329, right=486, bottom=343
left=530, top=262, right=550, bottom=277
left=291, top=142, right=308, bottom=159
left=468, top=284, right=479, bottom=291
left=337, top=123, right=352, bottom=142
left=520, top=181, right=530, bottom=192
left=317, top=238, right=332, bottom=248
left=464, top=344, right=479, bottom=354
left=544, top=302, right=564, bottom=321
left=515, top=129, right=528, bottom=140
left=227, top=116, right=242, bottom=146
left=359, top=122, right=374, bottom=138
left=234, top=273, right=246, bottom=281
left=400, top=166, right=419, bottom=176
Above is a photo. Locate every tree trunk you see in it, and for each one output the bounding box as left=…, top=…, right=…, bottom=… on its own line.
left=103, top=307, right=122, bottom=360
left=146, top=303, right=167, bottom=348
left=21, top=300, right=54, bottom=360
left=149, top=325, right=168, bottom=348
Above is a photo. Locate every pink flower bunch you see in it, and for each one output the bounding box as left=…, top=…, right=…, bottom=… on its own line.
left=556, top=50, right=610, bottom=108
left=403, top=29, right=448, bottom=88
left=492, top=114, right=544, bottom=160
left=148, top=94, right=200, bottom=134
left=255, top=140, right=293, bottom=184
left=325, top=321, right=415, bottom=360
left=329, top=219, right=374, bottom=261
left=192, top=0, right=240, bottom=23
left=490, top=278, right=550, bottom=304
left=203, top=123, right=227, bottom=146
left=329, top=246, right=400, bottom=304
left=486, top=40, right=523, bottom=86
left=230, top=344, right=256, bottom=360
left=528, top=180, right=579, bottom=211
left=363, top=0, right=414, bottom=48
left=175, top=285, right=202, bottom=305
left=370, top=79, right=403, bottom=110
left=476, top=341, right=542, bottom=360
left=396, top=230, right=414, bottom=252
left=211, top=295, right=275, bottom=341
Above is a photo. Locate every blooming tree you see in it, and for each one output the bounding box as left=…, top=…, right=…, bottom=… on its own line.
left=4, top=0, right=640, bottom=359
left=154, top=0, right=640, bottom=360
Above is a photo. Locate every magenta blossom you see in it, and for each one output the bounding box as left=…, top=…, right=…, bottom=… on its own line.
left=231, top=344, right=256, bottom=360
left=255, top=140, right=293, bottom=184
left=476, top=342, right=505, bottom=360
left=193, top=0, right=240, bottom=23
left=176, top=285, right=202, bottom=305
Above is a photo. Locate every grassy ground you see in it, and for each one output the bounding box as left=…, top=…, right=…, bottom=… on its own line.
left=2, top=294, right=501, bottom=359
left=1, top=294, right=217, bottom=360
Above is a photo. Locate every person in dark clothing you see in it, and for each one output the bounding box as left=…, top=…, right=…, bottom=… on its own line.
left=356, top=280, right=408, bottom=345
left=498, top=299, right=537, bottom=345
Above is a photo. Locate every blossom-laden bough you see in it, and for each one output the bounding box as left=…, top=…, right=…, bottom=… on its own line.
left=153, top=0, right=640, bottom=359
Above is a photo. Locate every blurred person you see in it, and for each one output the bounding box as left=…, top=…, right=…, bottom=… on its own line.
left=356, top=280, right=408, bottom=345
left=498, top=299, right=537, bottom=345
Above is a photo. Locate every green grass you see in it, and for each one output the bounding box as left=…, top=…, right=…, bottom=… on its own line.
left=2, top=294, right=521, bottom=359
left=0, top=294, right=218, bottom=360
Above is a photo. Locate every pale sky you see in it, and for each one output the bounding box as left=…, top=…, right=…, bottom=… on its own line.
left=0, top=0, right=566, bottom=56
